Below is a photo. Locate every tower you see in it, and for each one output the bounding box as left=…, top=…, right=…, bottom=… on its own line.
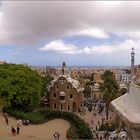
left=127, top=47, right=135, bottom=93
left=131, top=47, right=135, bottom=78
left=62, top=61, right=66, bottom=75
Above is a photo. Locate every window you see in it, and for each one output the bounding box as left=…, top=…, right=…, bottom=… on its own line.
left=81, top=102, right=83, bottom=107
left=60, top=104, right=63, bottom=110
left=68, top=105, right=70, bottom=111
left=53, top=93, right=56, bottom=98
left=59, top=92, right=65, bottom=102
left=70, top=94, right=73, bottom=99
left=54, top=103, right=56, bottom=109
left=56, top=86, right=59, bottom=89
left=67, top=86, right=69, bottom=90
left=60, top=96, right=65, bottom=101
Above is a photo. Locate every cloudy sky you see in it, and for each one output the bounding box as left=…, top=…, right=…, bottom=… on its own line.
left=0, top=1, right=140, bottom=66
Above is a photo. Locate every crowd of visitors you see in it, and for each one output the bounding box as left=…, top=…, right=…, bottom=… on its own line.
left=79, top=98, right=118, bottom=140
left=1, top=97, right=128, bottom=140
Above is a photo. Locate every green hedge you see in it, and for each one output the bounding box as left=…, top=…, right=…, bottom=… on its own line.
left=3, top=107, right=46, bottom=124
left=4, top=107, right=93, bottom=139
left=66, top=124, right=79, bottom=139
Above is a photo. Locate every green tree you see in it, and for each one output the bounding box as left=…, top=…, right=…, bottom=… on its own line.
left=83, top=86, right=91, bottom=98
left=85, top=81, right=94, bottom=86
left=90, top=72, right=96, bottom=81
left=42, top=74, right=54, bottom=97
left=0, top=64, right=43, bottom=111
left=101, top=70, right=113, bottom=80
left=99, top=70, right=119, bottom=120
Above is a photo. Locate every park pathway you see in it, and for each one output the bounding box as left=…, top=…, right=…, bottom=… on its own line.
left=0, top=113, right=70, bottom=140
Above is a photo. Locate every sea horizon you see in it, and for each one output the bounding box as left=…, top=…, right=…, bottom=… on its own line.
left=30, top=65, right=130, bottom=69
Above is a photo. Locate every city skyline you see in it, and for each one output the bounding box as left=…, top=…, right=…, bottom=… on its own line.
left=0, top=1, right=140, bottom=66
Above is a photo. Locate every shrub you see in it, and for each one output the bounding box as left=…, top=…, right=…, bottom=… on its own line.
left=98, top=122, right=116, bottom=131
left=66, top=124, right=79, bottom=139
left=98, top=123, right=108, bottom=131
left=23, top=112, right=46, bottom=124
left=3, top=107, right=46, bottom=124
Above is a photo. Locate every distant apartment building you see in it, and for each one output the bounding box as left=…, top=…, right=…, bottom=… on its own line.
left=91, top=83, right=103, bottom=99
left=69, top=68, right=79, bottom=78
left=46, top=66, right=57, bottom=76
left=48, top=63, right=84, bottom=112
left=30, top=67, right=45, bottom=75
left=93, top=71, right=103, bottom=83
left=115, top=70, right=131, bottom=84
left=136, top=65, right=140, bottom=79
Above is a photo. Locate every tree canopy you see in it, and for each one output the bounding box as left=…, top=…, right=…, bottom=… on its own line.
left=99, top=70, right=119, bottom=119
left=83, top=85, right=91, bottom=98
left=42, top=74, right=54, bottom=96
left=0, top=64, right=43, bottom=111
left=101, top=70, right=114, bottom=80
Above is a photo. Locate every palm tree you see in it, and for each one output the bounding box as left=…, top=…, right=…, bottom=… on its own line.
left=83, top=85, right=91, bottom=98
left=99, top=70, right=119, bottom=120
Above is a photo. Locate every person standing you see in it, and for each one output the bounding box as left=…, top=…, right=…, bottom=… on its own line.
left=53, top=132, right=57, bottom=140
left=17, top=125, right=20, bottom=135
left=3, top=114, right=9, bottom=125
left=53, top=132, right=60, bottom=140
left=16, top=122, right=20, bottom=135
left=11, top=126, right=16, bottom=136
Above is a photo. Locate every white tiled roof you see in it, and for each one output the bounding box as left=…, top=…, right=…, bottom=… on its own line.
left=51, top=74, right=83, bottom=91
left=111, top=83, right=140, bottom=124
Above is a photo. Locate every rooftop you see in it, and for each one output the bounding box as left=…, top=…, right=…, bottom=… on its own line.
left=111, top=83, right=140, bottom=126
left=51, top=74, right=84, bottom=91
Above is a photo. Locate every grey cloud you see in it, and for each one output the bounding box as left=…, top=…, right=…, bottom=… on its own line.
left=1, top=1, right=140, bottom=44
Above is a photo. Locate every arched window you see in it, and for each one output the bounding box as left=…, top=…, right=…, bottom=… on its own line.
left=54, top=103, right=56, bottom=109
left=68, top=105, right=70, bottom=111
left=70, top=94, right=73, bottom=99
left=56, top=85, right=59, bottom=90
left=53, top=93, right=56, bottom=98
left=60, top=92, right=65, bottom=102
left=67, top=86, right=69, bottom=90
left=60, top=104, right=63, bottom=110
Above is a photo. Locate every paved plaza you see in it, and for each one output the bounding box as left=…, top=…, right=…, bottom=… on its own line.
left=77, top=100, right=116, bottom=139
left=0, top=99, right=117, bottom=140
